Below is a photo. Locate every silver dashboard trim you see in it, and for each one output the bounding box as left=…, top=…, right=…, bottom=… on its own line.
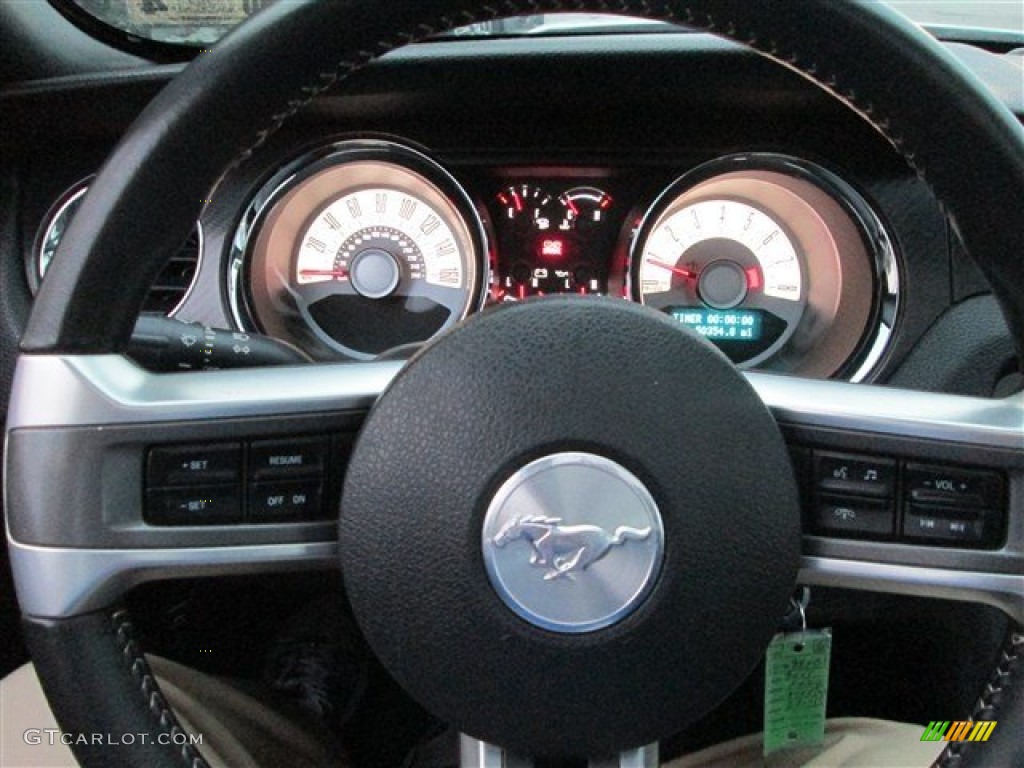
left=590, top=745, right=659, bottom=768
left=8, top=531, right=1022, bottom=623
left=6, top=538, right=338, bottom=618
left=799, top=555, right=1024, bottom=624
left=6, top=356, right=1022, bottom=451
left=748, top=372, right=1024, bottom=450
left=5, top=355, right=404, bottom=428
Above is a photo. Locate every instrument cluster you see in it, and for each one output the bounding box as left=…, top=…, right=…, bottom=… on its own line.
left=228, top=139, right=899, bottom=380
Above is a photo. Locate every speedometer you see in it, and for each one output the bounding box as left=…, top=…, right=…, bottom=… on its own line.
left=234, top=141, right=487, bottom=360
left=295, top=191, right=465, bottom=295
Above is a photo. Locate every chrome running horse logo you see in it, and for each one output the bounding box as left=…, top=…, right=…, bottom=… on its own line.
left=492, top=514, right=652, bottom=580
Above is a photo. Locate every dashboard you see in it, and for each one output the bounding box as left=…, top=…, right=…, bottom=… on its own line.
left=3, top=32, right=1020, bottom=396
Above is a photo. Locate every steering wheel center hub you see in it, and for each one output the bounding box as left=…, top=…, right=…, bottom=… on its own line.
left=341, top=297, right=801, bottom=756
left=482, top=452, right=664, bottom=633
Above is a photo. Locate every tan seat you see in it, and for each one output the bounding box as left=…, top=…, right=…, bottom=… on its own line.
left=0, top=660, right=944, bottom=768
left=0, top=658, right=344, bottom=768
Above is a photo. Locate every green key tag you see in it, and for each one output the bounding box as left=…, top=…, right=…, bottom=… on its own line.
left=763, top=628, right=832, bottom=755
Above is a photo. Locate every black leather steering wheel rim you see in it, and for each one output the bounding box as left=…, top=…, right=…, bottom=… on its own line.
left=13, top=1, right=1024, bottom=767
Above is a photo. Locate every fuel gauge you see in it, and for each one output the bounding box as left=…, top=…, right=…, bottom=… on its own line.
left=557, top=187, right=613, bottom=232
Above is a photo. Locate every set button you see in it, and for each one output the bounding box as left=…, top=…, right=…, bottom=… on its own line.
left=145, top=485, right=242, bottom=526
left=147, top=443, right=241, bottom=487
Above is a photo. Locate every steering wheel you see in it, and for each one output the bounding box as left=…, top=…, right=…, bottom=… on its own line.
left=6, top=1, right=1023, bottom=766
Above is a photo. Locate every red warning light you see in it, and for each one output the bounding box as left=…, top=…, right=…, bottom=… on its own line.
left=540, top=239, right=565, bottom=258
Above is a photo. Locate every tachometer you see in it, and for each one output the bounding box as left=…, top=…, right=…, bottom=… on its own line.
left=632, top=155, right=897, bottom=377
left=637, top=198, right=805, bottom=365
left=233, top=140, right=487, bottom=360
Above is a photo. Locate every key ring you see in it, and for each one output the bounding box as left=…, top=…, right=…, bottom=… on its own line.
left=786, top=586, right=810, bottom=639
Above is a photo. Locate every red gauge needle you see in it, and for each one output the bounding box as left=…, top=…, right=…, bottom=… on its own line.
left=299, top=269, right=348, bottom=279
left=647, top=259, right=697, bottom=280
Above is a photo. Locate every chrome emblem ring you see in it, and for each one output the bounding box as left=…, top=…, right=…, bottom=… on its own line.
left=482, top=452, right=665, bottom=633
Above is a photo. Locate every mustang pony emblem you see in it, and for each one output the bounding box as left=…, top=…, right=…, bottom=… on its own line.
left=492, top=514, right=652, bottom=580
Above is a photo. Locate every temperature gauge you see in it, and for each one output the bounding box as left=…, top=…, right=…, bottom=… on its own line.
left=496, top=185, right=555, bottom=231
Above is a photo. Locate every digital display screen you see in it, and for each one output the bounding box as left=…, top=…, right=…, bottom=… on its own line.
left=539, top=238, right=566, bottom=258
left=670, top=308, right=763, bottom=341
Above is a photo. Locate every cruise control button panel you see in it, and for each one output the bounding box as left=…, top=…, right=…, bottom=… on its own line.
left=797, top=448, right=1006, bottom=549
left=145, top=434, right=343, bottom=526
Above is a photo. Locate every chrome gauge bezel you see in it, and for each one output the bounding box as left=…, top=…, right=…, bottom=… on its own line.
left=228, top=138, right=490, bottom=361
left=30, top=176, right=92, bottom=293
left=32, top=176, right=203, bottom=318
left=629, top=154, right=900, bottom=381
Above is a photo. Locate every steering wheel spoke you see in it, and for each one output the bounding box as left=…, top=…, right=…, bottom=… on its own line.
left=8, top=353, right=1021, bottom=630
left=458, top=735, right=658, bottom=767
left=5, top=354, right=402, bottom=618
left=747, top=373, right=1024, bottom=623
left=459, top=736, right=531, bottom=768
